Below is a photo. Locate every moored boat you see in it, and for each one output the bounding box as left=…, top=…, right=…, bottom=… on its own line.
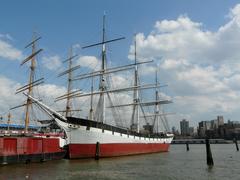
left=25, top=16, right=174, bottom=159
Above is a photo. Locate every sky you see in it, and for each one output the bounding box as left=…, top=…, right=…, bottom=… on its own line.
left=1, top=0, right=240, bottom=130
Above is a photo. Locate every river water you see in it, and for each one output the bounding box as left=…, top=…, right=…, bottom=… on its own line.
left=0, top=144, right=240, bottom=180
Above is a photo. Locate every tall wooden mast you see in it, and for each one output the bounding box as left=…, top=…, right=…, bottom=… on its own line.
left=65, top=47, right=73, bottom=117
left=13, top=34, right=43, bottom=133
left=19, top=34, right=43, bottom=133
left=56, top=47, right=80, bottom=117
left=89, top=75, right=94, bottom=120
left=11, top=35, right=43, bottom=133
left=99, top=14, right=107, bottom=123
left=154, top=69, right=160, bottom=132
left=24, top=35, right=36, bottom=132
left=131, top=34, right=140, bottom=132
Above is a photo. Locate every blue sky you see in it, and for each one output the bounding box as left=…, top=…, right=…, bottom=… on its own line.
left=1, top=1, right=240, bottom=129
left=0, top=0, right=238, bottom=52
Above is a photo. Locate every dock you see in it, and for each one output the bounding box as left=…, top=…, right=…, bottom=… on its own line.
left=172, top=139, right=232, bottom=144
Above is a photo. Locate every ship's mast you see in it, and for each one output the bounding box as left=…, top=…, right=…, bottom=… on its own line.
left=140, top=67, right=173, bottom=133
left=75, top=14, right=125, bottom=124
left=154, top=69, right=160, bottom=133
left=24, top=34, right=37, bottom=133
left=65, top=47, right=73, bottom=117
left=131, top=34, right=140, bottom=133
left=89, top=75, right=94, bottom=120
left=13, top=34, right=44, bottom=133
left=7, top=113, right=11, bottom=131
left=99, top=14, right=107, bottom=123
left=56, top=47, right=81, bottom=117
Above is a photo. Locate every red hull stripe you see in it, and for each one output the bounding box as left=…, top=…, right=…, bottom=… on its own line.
left=68, top=143, right=170, bottom=159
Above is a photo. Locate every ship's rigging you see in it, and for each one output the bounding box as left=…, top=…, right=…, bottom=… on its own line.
left=55, top=15, right=173, bottom=134
left=11, top=33, right=44, bottom=133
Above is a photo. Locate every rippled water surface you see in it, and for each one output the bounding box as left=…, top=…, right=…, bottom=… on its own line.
left=1, top=144, right=240, bottom=180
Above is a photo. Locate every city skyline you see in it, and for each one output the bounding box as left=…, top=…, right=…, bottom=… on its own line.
left=1, top=1, right=240, bottom=128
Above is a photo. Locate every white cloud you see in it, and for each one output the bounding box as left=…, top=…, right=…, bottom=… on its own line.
left=38, top=84, right=66, bottom=99
left=42, top=55, right=62, bottom=71
left=0, top=76, right=23, bottom=122
left=0, top=35, right=23, bottom=60
left=0, top=34, right=13, bottom=41
left=154, top=15, right=202, bottom=33
left=109, top=75, right=130, bottom=88
left=76, top=56, right=100, bottom=70
left=161, top=59, right=188, bottom=70
left=72, top=43, right=81, bottom=50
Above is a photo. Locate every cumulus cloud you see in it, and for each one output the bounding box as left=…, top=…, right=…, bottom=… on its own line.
left=0, top=76, right=24, bottom=123
left=109, top=75, right=128, bottom=88
left=42, top=55, right=62, bottom=71
left=0, top=35, right=23, bottom=60
left=127, top=4, right=240, bottom=127
left=76, top=56, right=100, bottom=70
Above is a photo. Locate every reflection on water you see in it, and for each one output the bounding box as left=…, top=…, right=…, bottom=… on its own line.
left=1, top=144, right=240, bottom=180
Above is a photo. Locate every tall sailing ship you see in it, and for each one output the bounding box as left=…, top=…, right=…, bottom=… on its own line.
left=26, top=16, right=174, bottom=159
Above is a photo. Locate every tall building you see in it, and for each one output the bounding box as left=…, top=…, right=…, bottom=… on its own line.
left=217, top=116, right=224, bottom=126
left=180, top=119, right=189, bottom=136
left=198, top=116, right=225, bottom=138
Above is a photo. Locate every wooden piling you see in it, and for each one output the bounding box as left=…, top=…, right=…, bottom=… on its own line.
left=186, top=141, right=189, bottom=151
left=233, top=138, right=239, bottom=151
left=95, top=141, right=100, bottom=160
left=205, top=138, right=214, bottom=166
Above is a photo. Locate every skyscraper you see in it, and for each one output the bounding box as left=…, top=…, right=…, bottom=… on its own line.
left=180, top=119, right=189, bottom=136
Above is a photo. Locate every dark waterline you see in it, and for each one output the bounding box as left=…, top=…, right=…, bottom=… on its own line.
left=1, top=144, right=240, bottom=180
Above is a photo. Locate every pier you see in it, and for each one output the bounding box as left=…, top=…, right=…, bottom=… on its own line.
left=172, top=139, right=231, bottom=144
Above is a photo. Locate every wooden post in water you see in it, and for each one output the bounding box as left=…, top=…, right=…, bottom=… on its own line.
left=233, top=138, right=239, bottom=151
left=205, top=138, right=214, bottom=166
left=186, top=141, right=189, bottom=151
left=95, top=141, right=100, bottom=160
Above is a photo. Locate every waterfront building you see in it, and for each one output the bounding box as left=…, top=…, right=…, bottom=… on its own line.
left=198, top=121, right=211, bottom=137
left=188, top=127, right=194, bottom=136
left=198, top=116, right=225, bottom=138
left=219, top=120, right=240, bottom=139
left=180, top=119, right=189, bottom=136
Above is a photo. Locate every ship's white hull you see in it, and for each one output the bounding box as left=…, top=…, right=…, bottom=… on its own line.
left=59, top=120, right=173, bottom=158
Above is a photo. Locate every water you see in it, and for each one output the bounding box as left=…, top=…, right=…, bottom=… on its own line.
left=1, top=144, right=240, bottom=180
